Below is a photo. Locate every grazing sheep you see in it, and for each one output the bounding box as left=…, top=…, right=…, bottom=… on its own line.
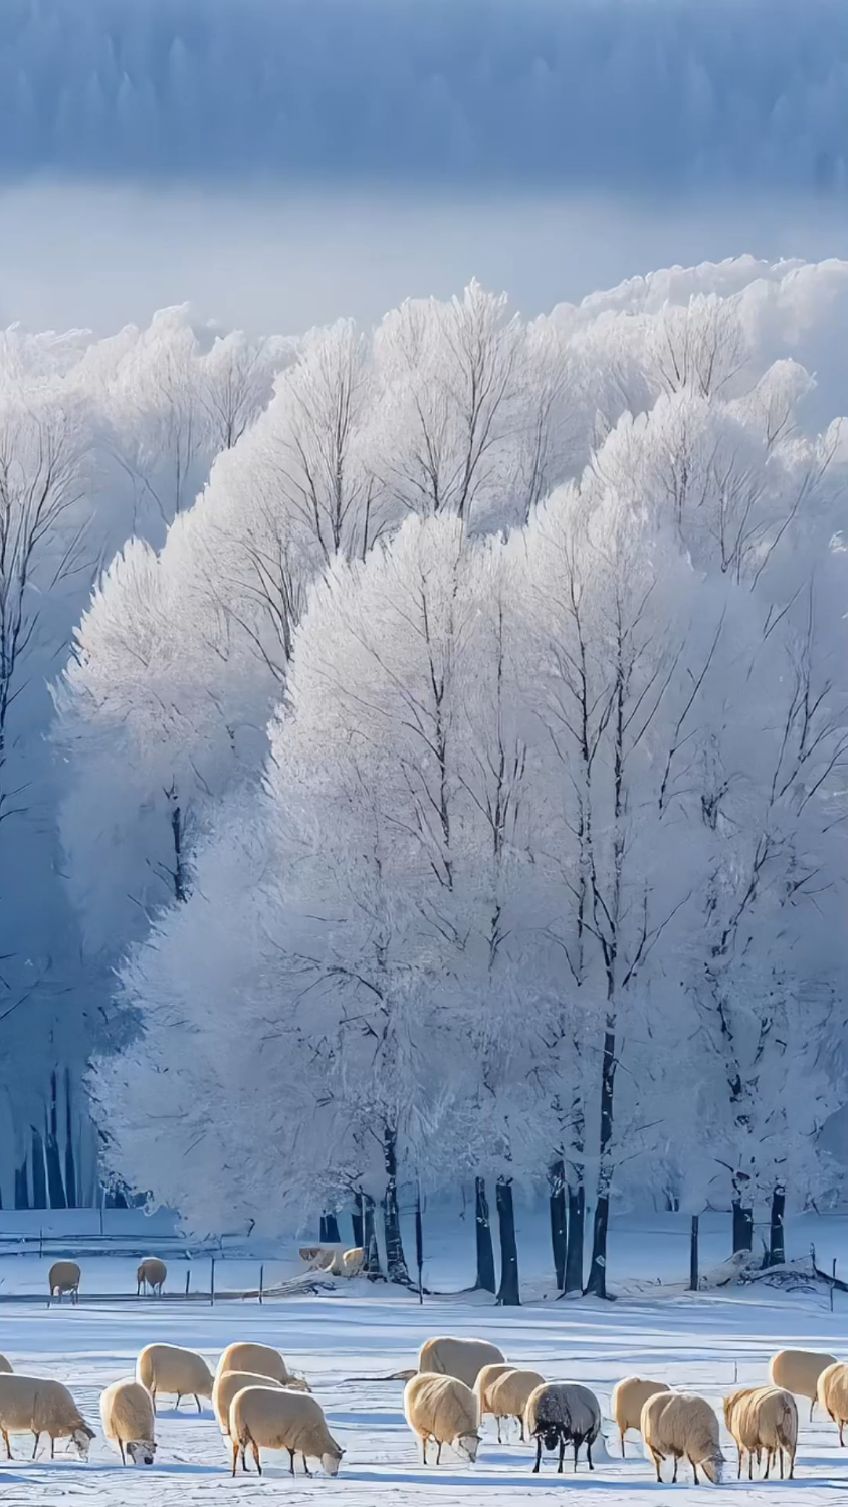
left=298, top=1245, right=345, bottom=1275
left=770, top=1349, right=837, bottom=1422
left=474, top=1363, right=515, bottom=1431
left=0, top=1373, right=94, bottom=1461
left=723, top=1385, right=797, bottom=1480
left=47, top=1260, right=80, bottom=1304
left=404, top=1373, right=480, bottom=1465
left=487, top=1368, right=545, bottom=1443
left=524, top=1381, right=601, bottom=1474
left=817, top=1361, right=848, bottom=1445
left=418, top=1336, right=506, bottom=1389
left=215, top=1342, right=299, bottom=1386
left=213, top=1369, right=283, bottom=1437
left=0, top=1356, right=11, bottom=1375
left=100, top=1378, right=157, bottom=1466
left=641, top=1390, right=723, bottom=1485
left=136, top=1257, right=167, bottom=1296
left=342, top=1247, right=366, bottom=1276
left=229, top=1385, right=344, bottom=1477
left=137, top=1342, right=213, bottom=1413
left=611, top=1376, right=670, bottom=1456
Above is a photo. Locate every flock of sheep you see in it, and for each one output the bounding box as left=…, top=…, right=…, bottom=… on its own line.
left=11, top=1254, right=848, bottom=1482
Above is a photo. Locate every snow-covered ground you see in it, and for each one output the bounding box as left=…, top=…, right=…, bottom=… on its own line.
left=0, top=1218, right=847, bottom=1503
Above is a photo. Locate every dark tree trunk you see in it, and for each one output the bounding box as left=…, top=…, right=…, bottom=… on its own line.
left=732, top=1198, right=754, bottom=1254
left=45, top=1076, right=66, bottom=1210
left=769, top=1184, right=786, bottom=1266
left=63, top=1068, right=77, bottom=1208
left=318, top=1214, right=329, bottom=1242
left=585, top=1194, right=610, bottom=1297
left=474, top=1176, right=496, bottom=1293
left=383, top=1126, right=410, bottom=1284
left=361, top=1193, right=383, bottom=1276
left=324, top=1212, right=341, bottom=1243
left=585, top=1018, right=617, bottom=1298
left=689, top=1214, right=699, bottom=1291
left=549, top=1158, right=567, bottom=1292
left=168, top=784, right=188, bottom=902
left=14, top=1159, right=29, bottom=1209
left=30, top=1129, right=47, bottom=1209
left=495, top=1177, right=520, bottom=1306
left=565, top=1180, right=585, bottom=1294
left=352, top=1205, right=364, bottom=1248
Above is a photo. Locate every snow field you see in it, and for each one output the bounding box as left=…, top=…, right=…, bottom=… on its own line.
left=0, top=1275, right=846, bottom=1504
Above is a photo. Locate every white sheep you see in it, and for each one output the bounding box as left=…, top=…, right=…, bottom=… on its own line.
left=229, top=1384, right=344, bottom=1477
left=611, top=1376, right=670, bottom=1456
left=723, top=1384, right=797, bottom=1480
left=47, top=1260, right=80, bottom=1304
left=298, top=1245, right=345, bottom=1274
left=215, top=1341, right=302, bottom=1386
left=0, top=1373, right=94, bottom=1461
left=487, top=1368, right=545, bottom=1443
left=641, top=1390, right=723, bottom=1485
left=418, top=1336, right=506, bottom=1389
left=404, top=1373, right=481, bottom=1464
left=136, top=1257, right=167, bottom=1296
left=817, top=1361, right=848, bottom=1445
left=137, top=1342, right=213, bottom=1413
left=100, top=1378, right=157, bottom=1466
left=342, top=1247, right=366, bottom=1276
left=524, top=1381, right=601, bottom=1473
left=474, top=1362, right=514, bottom=1431
left=213, top=1369, right=283, bottom=1437
left=0, top=1356, right=11, bottom=1375
left=770, top=1348, right=838, bottom=1421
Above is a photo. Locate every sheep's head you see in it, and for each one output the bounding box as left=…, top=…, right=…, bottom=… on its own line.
left=455, top=1432, right=480, bottom=1463
left=543, top=1427, right=561, bottom=1453
left=322, top=1446, right=344, bottom=1477
left=701, top=1451, right=723, bottom=1484
left=127, top=1439, right=158, bottom=1466
left=70, top=1424, right=94, bottom=1460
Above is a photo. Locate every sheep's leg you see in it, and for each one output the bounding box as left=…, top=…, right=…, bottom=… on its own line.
left=764, top=1449, right=771, bottom=1480
left=691, top=1459, right=699, bottom=1485
left=573, top=1438, right=579, bottom=1473
left=840, top=1419, right=845, bottom=1447
left=496, top=1417, right=502, bottom=1444
left=240, top=1444, right=247, bottom=1472
left=620, top=1428, right=626, bottom=1459
left=648, top=1447, right=662, bottom=1483
left=119, top=1440, right=126, bottom=1466
left=736, top=1445, right=741, bottom=1479
left=532, top=1437, right=542, bottom=1474
left=810, top=1399, right=815, bottom=1422
left=50, top=1438, right=54, bottom=1461
left=175, top=1394, right=182, bottom=1412
left=31, top=1433, right=39, bottom=1460
left=230, top=1438, right=239, bottom=1477
left=3, top=1430, right=12, bottom=1460
left=519, top=1415, right=525, bottom=1443
left=436, top=1442, right=442, bottom=1465
left=194, top=1394, right=201, bottom=1414
left=287, top=1449, right=295, bottom=1476
left=421, top=1438, right=428, bottom=1465
left=789, top=1448, right=795, bottom=1480
left=151, top=1390, right=157, bottom=1416
left=558, top=1437, right=566, bottom=1474
left=672, top=1454, right=678, bottom=1483
left=251, top=1441, right=261, bottom=1476
left=301, top=1453, right=311, bottom=1477
left=587, top=1438, right=594, bottom=1471
left=748, top=1449, right=753, bottom=1480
